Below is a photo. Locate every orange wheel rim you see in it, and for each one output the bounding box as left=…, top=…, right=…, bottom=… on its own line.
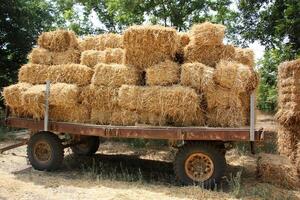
left=184, top=152, right=214, bottom=182
left=33, top=141, right=52, bottom=163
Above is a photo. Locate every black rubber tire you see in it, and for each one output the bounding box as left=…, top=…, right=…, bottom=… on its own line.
left=174, top=142, right=226, bottom=189
left=71, top=136, right=100, bottom=156
left=27, top=132, right=64, bottom=171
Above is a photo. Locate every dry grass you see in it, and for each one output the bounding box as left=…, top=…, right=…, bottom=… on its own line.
left=78, top=34, right=123, bottom=51
left=49, top=105, right=90, bottom=123
left=123, top=25, right=177, bottom=70
left=213, top=60, right=259, bottom=93
left=176, top=32, right=190, bottom=56
left=146, top=60, right=180, bottom=86
left=257, top=153, right=300, bottom=189
left=28, top=48, right=52, bottom=65
left=92, top=63, right=140, bottom=87
left=184, top=44, right=235, bottom=67
left=18, top=64, right=93, bottom=86
left=38, top=30, right=78, bottom=52
left=117, top=85, right=204, bottom=126
left=234, top=47, right=255, bottom=67
left=180, top=62, right=214, bottom=92
left=189, top=22, right=225, bottom=46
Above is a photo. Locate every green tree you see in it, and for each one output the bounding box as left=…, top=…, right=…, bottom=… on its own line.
left=0, top=0, right=58, bottom=105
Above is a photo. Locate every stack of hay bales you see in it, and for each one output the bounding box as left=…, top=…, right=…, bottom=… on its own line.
left=2, top=22, right=259, bottom=127
left=276, top=59, right=300, bottom=177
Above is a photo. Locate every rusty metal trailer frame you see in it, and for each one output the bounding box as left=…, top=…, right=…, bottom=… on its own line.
left=4, top=117, right=263, bottom=142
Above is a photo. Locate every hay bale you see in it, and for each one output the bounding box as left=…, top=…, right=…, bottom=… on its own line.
left=118, top=85, right=204, bottom=126
left=38, top=30, right=78, bottom=52
left=18, top=64, right=49, bottom=84
left=81, top=48, right=124, bottom=68
left=28, top=48, right=52, bottom=65
left=184, top=44, right=235, bottom=67
left=176, top=32, right=190, bottom=55
left=80, top=85, right=118, bottom=111
left=213, top=60, right=259, bottom=92
left=189, top=22, right=225, bottom=45
left=19, top=64, right=93, bottom=86
left=79, top=34, right=123, bottom=51
left=49, top=105, right=90, bottom=123
left=276, top=59, right=300, bottom=126
left=92, top=63, right=140, bottom=87
left=257, top=153, right=300, bottom=189
left=146, top=60, right=180, bottom=86
left=234, top=47, right=255, bottom=67
left=2, top=83, right=32, bottom=108
left=277, top=125, right=299, bottom=162
left=180, top=62, right=214, bottom=92
left=21, top=83, right=80, bottom=118
left=51, top=49, right=80, bottom=65
left=80, top=50, right=105, bottom=68
left=123, top=25, right=177, bottom=70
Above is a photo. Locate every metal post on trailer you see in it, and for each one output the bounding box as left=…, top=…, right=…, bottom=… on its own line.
left=250, top=92, right=256, bottom=154
left=44, top=80, right=50, bottom=132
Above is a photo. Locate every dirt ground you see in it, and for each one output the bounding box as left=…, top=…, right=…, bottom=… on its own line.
left=0, top=112, right=299, bottom=200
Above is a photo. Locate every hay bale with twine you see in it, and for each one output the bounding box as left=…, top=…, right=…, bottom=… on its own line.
left=180, top=62, right=214, bottom=92
left=257, top=153, right=300, bottom=189
left=146, top=60, right=180, bottom=86
left=38, top=30, right=78, bottom=52
left=123, top=25, right=177, bottom=70
left=184, top=44, right=235, bottom=67
left=118, top=85, right=204, bottom=126
left=189, top=22, right=225, bottom=45
left=92, top=63, right=140, bottom=87
left=213, top=60, right=259, bottom=93
left=234, top=47, right=255, bottom=67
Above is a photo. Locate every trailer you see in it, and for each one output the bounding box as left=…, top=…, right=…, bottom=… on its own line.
left=2, top=82, right=263, bottom=189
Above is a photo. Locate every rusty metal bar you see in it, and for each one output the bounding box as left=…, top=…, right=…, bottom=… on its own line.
left=0, top=139, right=28, bottom=154
left=5, top=117, right=263, bottom=142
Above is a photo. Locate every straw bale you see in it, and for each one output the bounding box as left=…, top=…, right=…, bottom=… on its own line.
left=184, top=44, right=235, bottom=67
left=117, top=85, right=204, bottom=126
left=18, top=64, right=49, bottom=84
left=296, top=142, right=300, bottom=178
left=28, top=48, right=52, bottom=65
left=180, top=62, right=214, bottom=92
left=80, top=50, right=105, bottom=68
left=92, top=63, right=140, bottom=87
left=239, top=92, right=251, bottom=125
left=276, top=59, right=300, bottom=126
left=2, top=83, right=31, bottom=108
left=104, top=48, right=124, bottom=64
left=213, top=60, right=259, bottom=93
left=49, top=105, right=90, bottom=123
left=38, top=30, right=78, bottom=52
left=176, top=32, right=190, bottom=55
left=79, top=34, right=123, bottom=51
left=257, top=153, right=300, bottom=189
left=51, top=49, right=80, bottom=65
left=81, top=48, right=124, bottom=68
left=189, top=22, right=225, bottom=46
left=80, top=85, right=118, bottom=111
left=10, top=107, right=31, bottom=118
left=146, top=60, right=180, bottom=86
left=123, top=25, right=177, bottom=69
left=19, top=64, right=93, bottom=86
left=277, top=125, right=299, bottom=162
left=234, top=47, right=255, bottom=67
left=21, top=85, right=46, bottom=118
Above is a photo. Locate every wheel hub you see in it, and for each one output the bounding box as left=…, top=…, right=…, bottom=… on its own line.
left=33, top=141, right=52, bottom=163
left=184, top=152, right=214, bottom=182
